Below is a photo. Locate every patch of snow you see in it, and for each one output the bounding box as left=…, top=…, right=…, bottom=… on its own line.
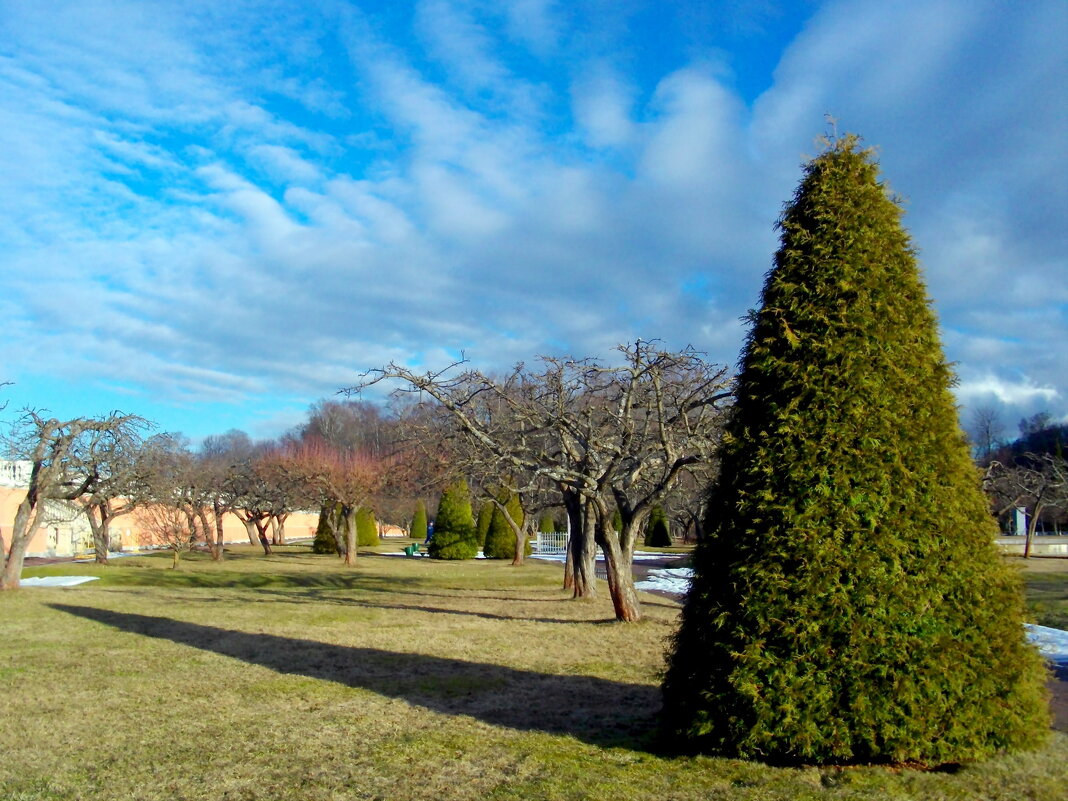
left=635, top=567, right=694, bottom=595
left=1025, top=624, right=1068, bottom=665
left=380, top=549, right=488, bottom=558
left=531, top=549, right=679, bottom=563
left=21, top=576, right=100, bottom=587
left=73, top=551, right=142, bottom=561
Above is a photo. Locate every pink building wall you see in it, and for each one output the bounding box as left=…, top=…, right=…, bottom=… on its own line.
left=0, top=487, right=319, bottom=558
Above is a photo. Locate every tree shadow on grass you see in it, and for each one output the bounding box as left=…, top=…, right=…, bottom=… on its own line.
left=317, top=596, right=622, bottom=625
left=49, top=604, right=660, bottom=750
left=103, top=568, right=434, bottom=592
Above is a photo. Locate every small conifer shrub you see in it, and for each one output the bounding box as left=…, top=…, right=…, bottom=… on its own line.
left=483, top=490, right=530, bottom=559
left=538, top=513, right=556, bottom=534
left=312, top=502, right=342, bottom=555
left=356, top=507, right=378, bottom=547
left=428, top=480, right=479, bottom=560
left=644, top=505, right=672, bottom=547
left=475, top=502, right=494, bottom=549
left=410, top=501, right=428, bottom=540
left=660, top=135, right=1049, bottom=765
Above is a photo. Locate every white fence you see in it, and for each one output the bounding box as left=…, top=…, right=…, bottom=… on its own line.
left=534, top=531, right=568, bottom=554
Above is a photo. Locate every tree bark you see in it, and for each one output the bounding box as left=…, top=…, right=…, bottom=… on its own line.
left=1024, top=502, right=1045, bottom=558
left=240, top=518, right=259, bottom=549
left=562, top=492, right=579, bottom=592
left=196, top=508, right=218, bottom=560
left=510, top=518, right=534, bottom=566
left=598, top=521, right=642, bottom=622
left=210, top=500, right=227, bottom=561
left=1, top=492, right=43, bottom=590
left=342, top=505, right=358, bottom=566
left=256, top=520, right=273, bottom=556
left=567, top=500, right=598, bottom=598
left=85, top=503, right=111, bottom=565
left=242, top=520, right=258, bottom=546
left=271, top=513, right=288, bottom=545
left=85, top=499, right=137, bottom=564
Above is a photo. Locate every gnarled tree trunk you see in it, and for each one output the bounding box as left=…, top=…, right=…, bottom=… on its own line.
left=566, top=499, right=598, bottom=598
left=341, top=505, right=358, bottom=566
left=598, top=522, right=641, bottom=622
left=1, top=493, right=42, bottom=590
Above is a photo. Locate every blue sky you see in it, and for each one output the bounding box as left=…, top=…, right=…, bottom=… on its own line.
left=1, top=0, right=1065, bottom=444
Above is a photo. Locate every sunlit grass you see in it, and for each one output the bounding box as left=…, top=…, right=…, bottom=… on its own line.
left=1, top=545, right=1065, bottom=800
left=1019, top=557, right=1068, bottom=630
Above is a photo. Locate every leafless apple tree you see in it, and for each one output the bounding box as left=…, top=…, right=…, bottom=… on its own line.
left=356, top=341, right=732, bottom=621
left=1, top=411, right=148, bottom=589
left=984, top=453, right=1068, bottom=557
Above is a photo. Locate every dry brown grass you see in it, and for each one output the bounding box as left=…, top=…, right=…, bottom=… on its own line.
left=1, top=543, right=1065, bottom=800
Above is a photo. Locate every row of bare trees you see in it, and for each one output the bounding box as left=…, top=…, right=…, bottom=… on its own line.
left=0, top=398, right=425, bottom=587
left=2, top=343, right=735, bottom=609
left=359, top=340, right=733, bottom=622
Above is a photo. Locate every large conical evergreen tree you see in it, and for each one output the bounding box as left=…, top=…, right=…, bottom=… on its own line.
left=661, top=136, right=1049, bottom=765
left=428, top=479, right=479, bottom=560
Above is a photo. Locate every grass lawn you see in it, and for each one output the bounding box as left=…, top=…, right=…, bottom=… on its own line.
left=1019, top=556, right=1068, bottom=631
left=2, top=543, right=1065, bottom=801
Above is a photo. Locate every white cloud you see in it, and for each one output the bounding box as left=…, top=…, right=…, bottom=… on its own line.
left=956, top=374, right=1060, bottom=407
left=503, top=0, right=561, bottom=56
left=246, top=144, right=324, bottom=185
left=572, top=66, right=638, bottom=149
left=0, top=0, right=1064, bottom=439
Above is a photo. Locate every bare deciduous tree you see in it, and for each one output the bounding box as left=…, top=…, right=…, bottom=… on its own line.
left=282, top=439, right=390, bottom=565
left=135, top=500, right=202, bottom=569
left=78, top=430, right=161, bottom=564
left=984, top=453, right=1068, bottom=557
left=358, top=341, right=731, bottom=621
left=968, top=405, right=1004, bottom=464
left=1, top=411, right=147, bottom=589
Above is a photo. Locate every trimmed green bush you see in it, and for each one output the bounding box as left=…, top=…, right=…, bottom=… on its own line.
left=538, top=513, right=556, bottom=534
left=660, top=135, right=1050, bottom=765
left=356, top=507, right=378, bottom=547
left=428, top=479, right=479, bottom=560
left=644, top=505, right=672, bottom=547
left=410, top=501, right=427, bottom=540
left=312, top=502, right=342, bottom=555
left=475, top=501, right=494, bottom=549
left=483, top=491, right=531, bottom=559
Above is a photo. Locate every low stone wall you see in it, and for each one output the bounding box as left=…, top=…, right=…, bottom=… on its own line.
left=997, top=535, right=1068, bottom=556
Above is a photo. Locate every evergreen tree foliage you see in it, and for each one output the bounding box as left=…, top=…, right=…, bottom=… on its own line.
left=660, top=135, right=1049, bottom=765
left=476, top=501, right=494, bottom=548
left=483, top=490, right=530, bottom=559
left=428, top=479, right=479, bottom=559
left=356, top=507, right=378, bottom=547
left=538, top=513, right=557, bottom=533
left=410, top=501, right=427, bottom=540
left=644, top=505, right=672, bottom=547
left=611, top=508, right=622, bottom=532
left=312, top=502, right=342, bottom=555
